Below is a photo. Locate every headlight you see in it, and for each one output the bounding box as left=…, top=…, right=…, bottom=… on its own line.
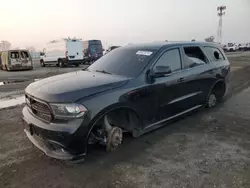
left=50, top=103, right=87, bottom=119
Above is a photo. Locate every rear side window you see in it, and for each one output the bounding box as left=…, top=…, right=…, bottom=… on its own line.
left=154, top=48, right=181, bottom=72
left=204, top=46, right=225, bottom=62
left=10, top=52, right=19, bottom=59
left=183, top=46, right=208, bottom=69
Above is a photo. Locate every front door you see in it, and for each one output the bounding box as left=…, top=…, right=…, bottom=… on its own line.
left=146, top=48, right=190, bottom=124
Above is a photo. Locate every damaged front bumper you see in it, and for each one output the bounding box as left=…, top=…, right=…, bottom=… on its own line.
left=24, top=129, right=81, bottom=160
left=22, top=106, right=88, bottom=160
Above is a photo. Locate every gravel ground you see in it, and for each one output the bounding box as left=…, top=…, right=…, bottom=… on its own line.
left=0, top=53, right=250, bottom=188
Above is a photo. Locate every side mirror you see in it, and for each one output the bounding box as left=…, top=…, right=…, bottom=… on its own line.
left=152, top=65, right=172, bottom=78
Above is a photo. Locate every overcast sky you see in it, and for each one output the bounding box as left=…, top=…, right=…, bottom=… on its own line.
left=0, top=0, right=249, bottom=50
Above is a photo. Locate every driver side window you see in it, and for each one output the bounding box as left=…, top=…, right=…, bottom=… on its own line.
left=154, top=48, right=181, bottom=72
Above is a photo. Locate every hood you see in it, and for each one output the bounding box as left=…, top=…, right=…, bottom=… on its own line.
left=25, top=70, right=129, bottom=103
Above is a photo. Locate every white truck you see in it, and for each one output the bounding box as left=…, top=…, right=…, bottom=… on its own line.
left=223, top=43, right=238, bottom=52
left=40, top=38, right=84, bottom=67
left=238, top=43, right=250, bottom=51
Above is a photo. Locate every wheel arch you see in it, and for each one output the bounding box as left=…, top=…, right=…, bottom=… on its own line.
left=83, top=103, right=143, bottom=152
left=207, top=79, right=226, bottom=101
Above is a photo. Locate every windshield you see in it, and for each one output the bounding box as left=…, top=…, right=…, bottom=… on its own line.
left=87, top=47, right=155, bottom=77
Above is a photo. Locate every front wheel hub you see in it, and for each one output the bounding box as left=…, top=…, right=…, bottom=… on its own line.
left=106, top=127, right=123, bottom=151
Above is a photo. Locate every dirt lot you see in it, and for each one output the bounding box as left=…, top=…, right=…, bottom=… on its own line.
left=0, top=53, right=250, bottom=188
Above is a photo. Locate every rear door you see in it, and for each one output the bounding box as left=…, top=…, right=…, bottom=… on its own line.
left=89, top=40, right=103, bottom=58
left=9, top=51, right=22, bottom=67
left=66, top=40, right=83, bottom=61
left=145, top=47, right=191, bottom=124
left=20, top=51, right=32, bottom=67
left=179, top=45, right=215, bottom=106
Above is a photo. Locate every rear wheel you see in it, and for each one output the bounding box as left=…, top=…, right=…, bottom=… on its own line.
left=40, top=60, right=45, bottom=67
left=5, top=65, right=10, bottom=71
left=58, top=59, right=64, bottom=68
left=206, top=82, right=226, bottom=108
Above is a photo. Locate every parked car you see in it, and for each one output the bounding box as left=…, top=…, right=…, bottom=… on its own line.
left=22, top=42, right=230, bottom=160
left=238, top=44, right=247, bottom=51
left=246, top=43, right=250, bottom=51
left=0, top=50, right=33, bottom=71
left=223, top=43, right=238, bottom=52
left=82, top=40, right=103, bottom=64
left=40, top=38, right=84, bottom=68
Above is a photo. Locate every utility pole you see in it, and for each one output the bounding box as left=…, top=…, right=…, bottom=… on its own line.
left=217, top=5, right=226, bottom=44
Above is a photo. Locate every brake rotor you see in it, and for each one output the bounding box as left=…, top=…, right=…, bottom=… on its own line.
left=106, top=127, right=123, bottom=151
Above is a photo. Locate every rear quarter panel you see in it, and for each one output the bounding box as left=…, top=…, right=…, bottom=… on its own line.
left=202, top=45, right=230, bottom=93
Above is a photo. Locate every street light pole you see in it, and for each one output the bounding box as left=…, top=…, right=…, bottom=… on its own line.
left=217, top=6, right=226, bottom=44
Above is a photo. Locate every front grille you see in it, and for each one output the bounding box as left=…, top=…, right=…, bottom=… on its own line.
left=26, top=94, right=52, bottom=123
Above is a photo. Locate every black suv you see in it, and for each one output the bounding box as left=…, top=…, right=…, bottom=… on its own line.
left=22, top=42, right=230, bottom=160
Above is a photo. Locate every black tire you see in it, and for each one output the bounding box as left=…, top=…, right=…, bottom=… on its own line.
left=40, top=60, right=45, bottom=67
left=58, top=59, right=64, bottom=68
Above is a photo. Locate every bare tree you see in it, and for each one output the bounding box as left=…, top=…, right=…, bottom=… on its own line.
left=0, top=41, right=11, bottom=51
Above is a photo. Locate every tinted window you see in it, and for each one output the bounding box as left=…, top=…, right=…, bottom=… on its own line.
left=204, top=46, right=225, bottom=61
left=183, top=46, right=208, bottom=69
left=154, top=49, right=181, bottom=72
left=89, top=40, right=102, bottom=45
left=88, top=48, right=155, bottom=77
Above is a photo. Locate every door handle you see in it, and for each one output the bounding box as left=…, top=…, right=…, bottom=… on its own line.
left=178, top=78, right=185, bottom=82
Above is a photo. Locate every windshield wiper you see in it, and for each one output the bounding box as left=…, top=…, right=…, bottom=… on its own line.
left=82, top=67, right=89, bottom=71
left=95, top=70, right=112, bottom=74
